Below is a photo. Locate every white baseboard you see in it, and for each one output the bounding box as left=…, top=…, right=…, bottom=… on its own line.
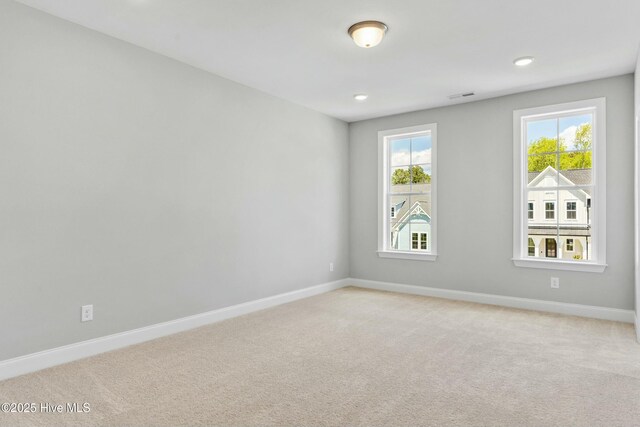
left=349, top=278, right=635, bottom=324
left=2, top=277, right=635, bottom=381
left=0, top=279, right=349, bottom=382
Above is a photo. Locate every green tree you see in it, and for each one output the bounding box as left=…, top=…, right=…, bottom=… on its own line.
left=391, top=168, right=410, bottom=184
left=528, top=124, right=593, bottom=172
left=527, top=137, right=564, bottom=172
left=564, top=123, right=592, bottom=169
left=391, top=165, right=431, bottom=184
left=411, top=165, right=431, bottom=183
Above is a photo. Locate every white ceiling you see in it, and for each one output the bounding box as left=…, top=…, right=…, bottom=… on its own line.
left=15, top=0, right=640, bottom=122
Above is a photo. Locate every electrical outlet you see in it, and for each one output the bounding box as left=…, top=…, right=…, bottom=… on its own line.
left=329, top=262, right=334, bottom=272
left=550, top=277, right=560, bottom=289
left=81, top=305, right=93, bottom=322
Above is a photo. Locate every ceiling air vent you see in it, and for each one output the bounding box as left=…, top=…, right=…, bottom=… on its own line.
left=448, top=92, right=475, bottom=100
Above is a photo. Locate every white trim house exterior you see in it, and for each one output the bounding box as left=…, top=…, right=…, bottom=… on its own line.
left=389, top=183, right=432, bottom=252
left=527, top=166, right=591, bottom=260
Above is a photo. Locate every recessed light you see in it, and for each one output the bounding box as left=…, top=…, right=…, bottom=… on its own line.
left=354, top=94, right=368, bottom=101
left=513, top=56, right=534, bottom=67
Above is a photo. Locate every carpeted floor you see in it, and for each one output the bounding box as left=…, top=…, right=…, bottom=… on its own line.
left=1, top=286, right=639, bottom=427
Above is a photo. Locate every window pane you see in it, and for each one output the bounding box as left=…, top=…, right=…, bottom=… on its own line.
left=391, top=196, right=432, bottom=252
left=527, top=189, right=557, bottom=257
left=390, top=138, right=410, bottom=166
left=527, top=118, right=558, bottom=153
left=409, top=195, right=431, bottom=252
left=559, top=113, right=593, bottom=152
left=528, top=154, right=558, bottom=174
left=390, top=166, right=411, bottom=193
left=566, top=238, right=574, bottom=251
left=545, top=201, right=555, bottom=220
left=389, top=195, right=408, bottom=250
left=410, top=164, right=432, bottom=193
left=559, top=151, right=592, bottom=185
left=528, top=238, right=536, bottom=257
left=552, top=114, right=593, bottom=186
left=411, top=135, right=432, bottom=165
left=566, top=201, right=577, bottom=220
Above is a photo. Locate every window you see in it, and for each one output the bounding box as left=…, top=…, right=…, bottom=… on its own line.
left=545, top=201, right=555, bottom=220
left=378, top=124, right=437, bottom=261
left=411, top=232, right=427, bottom=250
left=528, top=238, right=535, bottom=256
left=566, top=238, right=574, bottom=251
left=566, top=201, right=577, bottom=220
left=513, top=98, right=606, bottom=272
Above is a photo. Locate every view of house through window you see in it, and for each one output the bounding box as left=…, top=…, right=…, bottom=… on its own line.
left=389, top=132, right=432, bottom=252
left=525, top=110, right=594, bottom=261
left=379, top=123, right=436, bottom=258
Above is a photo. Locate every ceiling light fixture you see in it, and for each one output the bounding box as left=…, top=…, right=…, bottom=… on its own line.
left=513, top=56, right=534, bottom=67
left=348, top=21, right=388, bottom=48
left=354, top=94, right=368, bottom=101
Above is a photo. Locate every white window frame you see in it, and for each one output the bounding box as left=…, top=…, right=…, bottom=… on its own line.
left=378, top=123, right=437, bottom=261
left=513, top=98, right=606, bottom=273
left=544, top=201, right=556, bottom=220
left=565, top=200, right=577, bottom=221
left=566, top=238, right=574, bottom=252
left=411, top=231, right=428, bottom=251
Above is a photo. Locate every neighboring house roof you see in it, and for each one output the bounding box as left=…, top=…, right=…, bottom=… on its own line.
left=528, top=167, right=591, bottom=186
left=528, top=166, right=591, bottom=196
left=390, top=183, right=432, bottom=232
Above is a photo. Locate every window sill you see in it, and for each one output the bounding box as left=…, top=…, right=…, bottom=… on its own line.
left=512, top=258, right=606, bottom=273
left=378, top=251, right=438, bottom=261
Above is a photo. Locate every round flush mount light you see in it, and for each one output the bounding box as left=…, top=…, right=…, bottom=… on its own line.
left=513, top=56, right=535, bottom=67
left=348, top=21, right=388, bottom=48
left=354, top=94, right=368, bottom=101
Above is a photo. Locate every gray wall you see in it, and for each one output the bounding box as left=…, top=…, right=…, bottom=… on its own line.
left=0, top=1, right=349, bottom=360
left=350, top=75, right=635, bottom=310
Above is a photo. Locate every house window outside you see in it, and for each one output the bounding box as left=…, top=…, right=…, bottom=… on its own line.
left=513, top=98, right=606, bottom=272
left=528, top=238, right=535, bottom=256
left=411, top=232, right=428, bottom=250
left=378, top=124, right=437, bottom=260
left=566, top=238, right=574, bottom=251
left=566, top=201, right=577, bottom=220
left=545, top=201, right=555, bottom=220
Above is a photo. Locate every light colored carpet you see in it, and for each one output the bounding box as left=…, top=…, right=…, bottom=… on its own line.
left=1, top=286, right=639, bottom=427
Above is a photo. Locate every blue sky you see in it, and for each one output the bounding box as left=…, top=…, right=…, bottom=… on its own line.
left=391, top=135, right=431, bottom=166
left=527, top=113, right=592, bottom=150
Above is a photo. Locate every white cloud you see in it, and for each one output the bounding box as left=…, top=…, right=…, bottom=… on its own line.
left=391, top=151, right=410, bottom=166
left=413, top=149, right=431, bottom=164
left=560, top=122, right=590, bottom=150
left=560, top=125, right=577, bottom=150
left=391, top=149, right=431, bottom=166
